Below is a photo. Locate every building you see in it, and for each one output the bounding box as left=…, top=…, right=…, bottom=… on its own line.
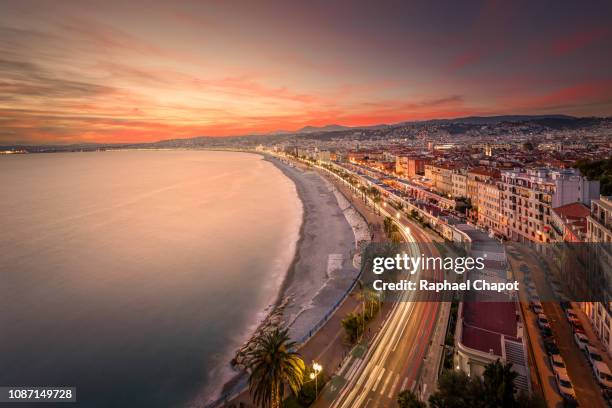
left=425, top=164, right=455, bottom=196
left=500, top=168, right=599, bottom=243
left=453, top=225, right=530, bottom=392
left=451, top=171, right=468, bottom=199
left=316, top=150, right=331, bottom=163
left=588, top=197, right=612, bottom=244
left=550, top=202, right=590, bottom=243
left=466, top=167, right=500, bottom=206
left=476, top=180, right=503, bottom=236
left=584, top=197, right=612, bottom=356
left=396, top=156, right=427, bottom=178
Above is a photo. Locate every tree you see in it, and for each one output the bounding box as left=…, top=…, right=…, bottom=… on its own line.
left=398, top=390, right=427, bottom=408
left=429, top=361, right=528, bottom=408
left=246, top=327, right=305, bottom=408
left=341, top=312, right=363, bottom=344
left=482, top=360, right=516, bottom=407
left=574, top=157, right=612, bottom=195
left=428, top=370, right=485, bottom=408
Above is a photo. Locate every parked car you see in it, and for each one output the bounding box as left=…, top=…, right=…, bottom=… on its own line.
left=554, top=367, right=577, bottom=400
left=566, top=309, right=578, bottom=321
left=538, top=313, right=552, bottom=337
left=574, top=332, right=590, bottom=351
left=586, top=345, right=604, bottom=366
left=571, top=320, right=586, bottom=334
left=550, top=353, right=566, bottom=370
left=593, top=360, right=612, bottom=390
left=602, top=388, right=612, bottom=408
left=531, top=300, right=544, bottom=314
left=544, top=338, right=560, bottom=355
left=537, top=313, right=550, bottom=329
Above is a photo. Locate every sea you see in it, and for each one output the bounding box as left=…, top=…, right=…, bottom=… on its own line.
left=0, top=150, right=302, bottom=407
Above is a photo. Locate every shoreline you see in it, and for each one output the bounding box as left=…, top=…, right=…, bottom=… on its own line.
left=213, top=153, right=369, bottom=403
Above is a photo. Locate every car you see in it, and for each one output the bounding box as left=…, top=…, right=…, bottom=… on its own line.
left=554, top=367, right=576, bottom=400
left=550, top=353, right=566, bottom=370
left=571, top=320, right=586, bottom=334
left=537, top=313, right=550, bottom=329
left=538, top=314, right=553, bottom=337
left=531, top=300, right=544, bottom=314
left=574, top=332, right=590, bottom=351
left=526, top=285, right=538, bottom=296
left=586, top=345, right=604, bottom=366
left=544, top=338, right=560, bottom=355
left=602, top=388, right=612, bottom=408
left=593, top=360, right=612, bottom=390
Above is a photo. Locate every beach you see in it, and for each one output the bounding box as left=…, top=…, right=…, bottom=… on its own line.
left=267, top=156, right=369, bottom=341
left=216, top=154, right=369, bottom=402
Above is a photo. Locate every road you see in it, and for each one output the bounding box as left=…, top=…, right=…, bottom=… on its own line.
left=507, top=245, right=607, bottom=408
left=316, top=197, right=443, bottom=408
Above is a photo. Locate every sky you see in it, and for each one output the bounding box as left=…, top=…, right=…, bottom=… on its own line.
left=1, top=0, right=612, bottom=144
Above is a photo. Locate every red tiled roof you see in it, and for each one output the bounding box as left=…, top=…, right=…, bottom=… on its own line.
left=469, top=167, right=501, bottom=179
left=553, top=202, right=590, bottom=220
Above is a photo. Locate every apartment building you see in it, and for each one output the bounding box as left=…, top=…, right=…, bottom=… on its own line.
left=588, top=197, right=612, bottom=243
left=584, top=197, right=612, bottom=356
left=396, top=156, right=427, bottom=178
left=476, top=180, right=504, bottom=236
left=424, top=163, right=455, bottom=196
left=550, top=202, right=590, bottom=243
left=451, top=171, right=467, bottom=198
left=466, top=167, right=500, bottom=205
left=500, top=168, right=599, bottom=243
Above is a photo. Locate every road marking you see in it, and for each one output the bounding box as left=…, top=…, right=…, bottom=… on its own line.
left=372, top=367, right=385, bottom=392
left=388, top=373, right=401, bottom=399
left=338, top=356, right=353, bottom=377
left=380, top=370, right=392, bottom=396
left=345, top=358, right=362, bottom=383
left=400, top=376, right=409, bottom=392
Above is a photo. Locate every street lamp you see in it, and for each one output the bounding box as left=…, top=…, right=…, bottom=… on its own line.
left=311, top=362, right=322, bottom=398
left=396, top=212, right=401, bottom=219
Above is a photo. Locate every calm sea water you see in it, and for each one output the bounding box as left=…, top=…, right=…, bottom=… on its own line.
left=0, top=150, right=301, bottom=407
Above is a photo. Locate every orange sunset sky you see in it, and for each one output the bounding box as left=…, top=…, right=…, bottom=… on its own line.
left=1, top=0, right=612, bottom=144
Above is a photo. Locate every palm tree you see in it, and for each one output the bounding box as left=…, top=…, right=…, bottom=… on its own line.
left=247, top=327, right=306, bottom=408
left=482, top=360, right=517, bottom=407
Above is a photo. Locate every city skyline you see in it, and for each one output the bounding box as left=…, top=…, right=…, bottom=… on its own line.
left=2, top=0, right=612, bottom=144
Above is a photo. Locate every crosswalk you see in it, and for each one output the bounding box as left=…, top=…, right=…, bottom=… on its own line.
left=339, top=358, right=411, bottom=401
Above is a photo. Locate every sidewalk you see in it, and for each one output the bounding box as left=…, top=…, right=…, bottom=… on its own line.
left=418, top=300, right=451, bottom=401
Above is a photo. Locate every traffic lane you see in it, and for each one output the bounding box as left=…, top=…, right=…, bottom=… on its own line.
left=365, top=302, right=438, bottom=407
left=332, top=301, right=436, bottom=407
left=331, top=250, right=440, bottom=406
left=356, top=240, right=441, bottom=406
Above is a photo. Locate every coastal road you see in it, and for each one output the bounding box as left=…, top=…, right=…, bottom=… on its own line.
left=318, top=203, right=443, bottom=408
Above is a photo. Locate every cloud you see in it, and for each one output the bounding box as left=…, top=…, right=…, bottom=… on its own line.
left=551, top=27, right=610, bottom=56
